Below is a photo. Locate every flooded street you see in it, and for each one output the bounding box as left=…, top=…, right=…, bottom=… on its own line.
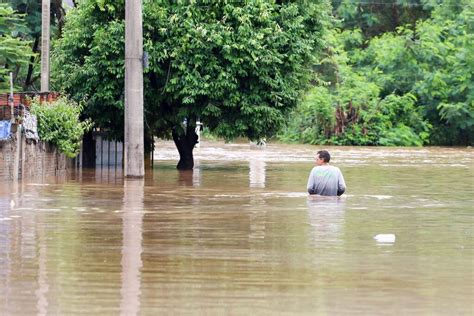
left=0, top=141, right=472, bottom=315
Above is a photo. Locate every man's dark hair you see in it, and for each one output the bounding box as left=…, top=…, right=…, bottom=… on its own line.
left=317, top=150, right=330, bottom=163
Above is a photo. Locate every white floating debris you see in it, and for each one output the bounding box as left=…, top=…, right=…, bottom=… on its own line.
left=365, top=195, right=393, bottom=200
left=374, top=234, right=396, bottom=243
left=10, top=200, right=15, bottom=208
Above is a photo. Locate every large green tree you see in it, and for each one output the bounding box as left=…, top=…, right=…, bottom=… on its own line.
left=281, top=0, right=472, bottom=146
left=3, top=0, right=67, bottom=90
left=52, top=0, right=330, bottom=169
left=0, top=3, right=32, bottom=92
left=279, top=27, right=431, bottom=146
left=331, top=0, right=432, bottom=38
left=357, top=1, right=473, bottom=145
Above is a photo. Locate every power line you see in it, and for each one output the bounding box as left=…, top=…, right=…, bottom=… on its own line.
left=334, top=1, right=471, bottom=7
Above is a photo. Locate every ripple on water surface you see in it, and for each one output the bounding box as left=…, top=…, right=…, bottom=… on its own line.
left=0, top=142, right=472, bottom=314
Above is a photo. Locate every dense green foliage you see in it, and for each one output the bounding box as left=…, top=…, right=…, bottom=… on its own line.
left=31, top=96, right=92, bottom=157
left=0, top=3, right=33, bottom=92
left=51, top=0, right=329, bottom=144
left=333, top=0, right=431, bottom=37
left=4, top=0, right=66, bottom=90
left=6, top=0, right=466, bottom=151
left=280, top=0, right=473, bottom=146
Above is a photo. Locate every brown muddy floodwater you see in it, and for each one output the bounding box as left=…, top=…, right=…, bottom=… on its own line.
left=0, top=141, right=473, bottom=315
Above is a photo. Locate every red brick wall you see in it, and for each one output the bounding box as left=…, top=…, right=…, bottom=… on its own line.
left=0, top=92, right=59, bottom=121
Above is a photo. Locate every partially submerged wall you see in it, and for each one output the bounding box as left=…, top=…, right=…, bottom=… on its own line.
left=0, top=130, right=71, bottom=180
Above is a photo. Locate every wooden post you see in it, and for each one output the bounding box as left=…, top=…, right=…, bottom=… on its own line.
left=124, top=0, right=144, bottom=177
left=9, top=73, right=14, bottom=123
left=41, top=0, right=50, bottom=92
left=13, top=128, right=21, bottom=181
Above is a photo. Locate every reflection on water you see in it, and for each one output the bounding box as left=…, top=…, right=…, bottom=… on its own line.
left=307, top=197, right=346, bottom=247
left=249, top=159, right=266, bottom=188
left=120, top=179, right=144, bottom=316
left=0, top=141, right=473, bottom=315
left=35, top=222, right=48, bottom=316
left=192, top=162, right=202, bottom=187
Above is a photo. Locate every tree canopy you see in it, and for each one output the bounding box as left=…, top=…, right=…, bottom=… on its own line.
left=3, top=0, right=67, bottom=91
left=0, top=3, right=33, bottom=92
left=52, top=0, right=330, bottom=168
left=280, top=0, right=473, bottom=146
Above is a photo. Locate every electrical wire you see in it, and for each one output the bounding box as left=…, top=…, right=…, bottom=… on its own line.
left=335, top=0, right=471, bottom=7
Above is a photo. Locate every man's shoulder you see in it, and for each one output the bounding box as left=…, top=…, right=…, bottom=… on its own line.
left=327, top=165, right=342, bottom=174
left=322, top=165, right=339, bottom=169
left=331, top=165, right=341, bottom=170
left=312, top=165, right=341, bottom=173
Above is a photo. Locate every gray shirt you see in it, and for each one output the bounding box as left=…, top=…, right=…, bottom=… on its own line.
left=307, top=165, right=346, bottom=196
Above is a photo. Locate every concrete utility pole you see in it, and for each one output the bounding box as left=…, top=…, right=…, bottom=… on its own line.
left=41, top=0, right=50, bottom=92
left=124, top=0, right=144, bottom=177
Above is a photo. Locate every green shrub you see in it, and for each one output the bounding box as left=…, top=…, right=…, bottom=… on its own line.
left=280, top=88, right=431, bottom=146
left=278, top=86, right=335, bottom=144
left=378, top=124, right=424, bottom=146
left=31, top=97, right=92, bottom=158
left=376, top=94, right=431, bottom=146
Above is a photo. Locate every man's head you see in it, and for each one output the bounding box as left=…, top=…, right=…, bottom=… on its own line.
left=316, top=150, right=330, bottom=165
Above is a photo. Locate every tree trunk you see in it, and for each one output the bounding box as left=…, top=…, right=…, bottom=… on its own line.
left=81, top=131, right=96, bottom=167
left=172, top=123, right=198, bottom=170
left=25, top=36, right=39, bottom=89
left=144, top=131, right=154, bottom=168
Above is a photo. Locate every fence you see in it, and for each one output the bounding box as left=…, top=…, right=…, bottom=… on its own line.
left=94, top=133, right=124, bottom=167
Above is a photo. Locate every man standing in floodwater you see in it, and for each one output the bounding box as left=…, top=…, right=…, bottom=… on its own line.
left=307, top=150, right=346, bottom=196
